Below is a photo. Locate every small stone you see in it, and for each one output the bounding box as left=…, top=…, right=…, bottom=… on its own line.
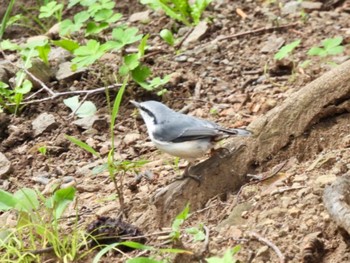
left=281, top=1, right=300, bottom=15
left=32, top=113, right=58, bottom=136
left=183, top=21, right=209, bottom=46
left=315, top=174, right=336, bottom=187
left=56, top=62, right=85, bottom=81
left=175, top=55, right=188, bottom=62
left=62, top=176, right=75, bottom=183
left=0, top=153, right=11, bottom=179
left=124, top=133, right=141, bottom=145
left=129, top=10, right=150, bottom=23
left=61, top=180, right=76, bottom=189
left=73, top=115, right=98, bottom=130
left=301, top=1, right=323, bottom=10
left=27, top=58, right=52, bottom=89
left=260, top=35, right=285, bottom=53
left=256, top=245, right=269, bottom=257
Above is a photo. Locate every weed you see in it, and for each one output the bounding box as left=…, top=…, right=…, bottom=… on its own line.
left=0, top=187, right=90, bottom=262
left=140, top=0, right=212, bottom=26
left=274, top=39, right=301, bottom=61
left=307, top=36, right=344, bottom=57
left=205, top=246, right=241, bottom=263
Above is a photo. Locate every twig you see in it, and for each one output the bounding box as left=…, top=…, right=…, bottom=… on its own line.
left=247, top=231, right=286, bottom=263
left=174, top=27, right=195, bottom=49
left=270, top=185, right=305, bottom=195
left=1, top=50, right=123, bottom=106
left=215, top=22, right=300, bottom=42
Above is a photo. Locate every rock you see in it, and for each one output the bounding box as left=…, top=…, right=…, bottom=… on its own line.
left=183, top=21, right=209, bottom=46
left=32, top=112, right=58, bottom=136
left=0, top=152, right=11, bottom=179
left=0, top=61, right=16, bottom=84
left=32, top=175, right=50, bottom=185
left=49, top=47, right=72, bottom=64
left=218, top=202, right=252, bottom=227
left=256, top=246, right=269, bottom=257
left=73, top=115, right=98, bottom=130
left=260, top=35, right=285, bottom=53
left=301, top=1, right=323, bottom=11
left=129, top=10, right=150, bottom=23
left=175, top=55, right=188, bottom=62
left=26, top=35, right=49, bottom=43
left=123, top=133, right=141, bottom=145
left=281, top=1, right=300, bottom=15
left=27, top=58, right=53, bottom=89
left=56, top=62, right=85, bottom=81
left=315, top=174, right=336, bottom=187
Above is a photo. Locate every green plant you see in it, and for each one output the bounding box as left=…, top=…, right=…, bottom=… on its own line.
left=0, top=0, right=16, bottom=40
left=66, top=78, right=147, bottom=215
left=307, top=36, right=344, bottom=57
left=170, top=203, right=190, bottom=241
left=39, top=1, right=64, bottom=22
left=0, top=187, right=90, bottom=262
left=205, top=246, right=241, bottom=263
left=140, top=0, right=212, bottom=26
left=274, top=39, right=301, bottom=60
left=160, top=29, right=175, bottom=46
left=38, top=145, right=47, bottom=155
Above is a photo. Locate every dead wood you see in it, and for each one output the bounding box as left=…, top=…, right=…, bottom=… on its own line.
left=151, top=60, right=350, bottom=226
left=323, top=175, right=350, bottom=234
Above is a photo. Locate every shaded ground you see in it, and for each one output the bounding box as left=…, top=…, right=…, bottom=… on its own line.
left=1, top=0, right=350, bottom=262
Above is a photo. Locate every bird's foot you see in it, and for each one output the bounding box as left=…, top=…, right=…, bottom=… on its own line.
left=171, top=165, right=201, bottom=184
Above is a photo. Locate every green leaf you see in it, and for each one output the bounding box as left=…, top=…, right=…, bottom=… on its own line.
left=138, top=34, right=149, bottom=58
left=72, top=40, right=110, bottom=68
left=63, top=95, right=97, bottom=118
left=36, top=43, right=51, bottom=65
left=307, top=47, right=326, bottom=57
left=14, top=188, right=39, bottom=212
left=65, top=135, right=100, bottom=157
left=15, top=79, right=32, bottom=94
left=0, top=40, right=19, bottom=51
left=160, top=29, right=175, bottom=46
left=322, top=36, right=343, bottom=49
left=274, top=39, right=301, bottom=60
left=52, top=39, right=80, bottom=53
left=39, top=1, right=63, bottom=19
left=131, top=65, right=151, bottom=83
left=326, top=45, right=344, bottom=56
left=119, top=64, right=129, bottom=76
left=52, top=187, right=76, bottom=219
left=0, top=190, right=18, bottom=211
left=185, top=227, right=206, bottom=241
left=110, top=77, right=128, bottom=132
left=170, top=203, right=190, bottom=240
left=124, top=54, right=140, bottom=70
left=112, top=27, right=143, bottom=46
left=86, top=21, right=109, bottom=35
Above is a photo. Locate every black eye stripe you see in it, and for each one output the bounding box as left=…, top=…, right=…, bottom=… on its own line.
left=140, top=106, right=157, bottom=124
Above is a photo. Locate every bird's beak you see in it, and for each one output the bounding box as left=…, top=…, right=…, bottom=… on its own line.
left=130, top=100, right=140, bottom=108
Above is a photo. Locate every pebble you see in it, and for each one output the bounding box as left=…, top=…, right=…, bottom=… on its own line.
left=0, top=152, right=11, bottom=179
left=32, top=113, right=58, bottom=136
left=175, top=55, right=188, bottom=62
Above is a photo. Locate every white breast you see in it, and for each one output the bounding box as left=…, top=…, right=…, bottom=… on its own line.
left=151, top=138, right=213, bottom=161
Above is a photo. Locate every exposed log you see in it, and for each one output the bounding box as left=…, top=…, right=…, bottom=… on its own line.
left=151, top=60, right=350, bottom=226
left=323, top=175, right=350, bottom=234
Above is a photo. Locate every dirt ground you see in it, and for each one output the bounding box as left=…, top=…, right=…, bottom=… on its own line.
left=1, top=0, right=350, bottom=262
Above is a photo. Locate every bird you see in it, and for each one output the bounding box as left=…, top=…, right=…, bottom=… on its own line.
left=130, top=100, right=251, bottom=179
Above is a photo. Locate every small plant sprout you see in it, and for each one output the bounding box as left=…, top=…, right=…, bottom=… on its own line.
left=170, top=203, right=190, bottom=241
left=140, top=0, right=212, bottom=26
left=274, top=39, right=301, bottom=60
left=308, top=36, right=344, bottom=57
left=160, top=29, right=175, bottom=46
left=205, top=245, right=241, bottom=263
left=38, top=145, right=47, bottom=156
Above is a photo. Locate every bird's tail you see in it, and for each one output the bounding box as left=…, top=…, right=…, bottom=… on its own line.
left=219, top=127, right=252, bottom=136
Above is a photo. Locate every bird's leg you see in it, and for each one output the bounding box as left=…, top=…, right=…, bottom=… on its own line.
left=172, top=161, right=202, bottom=184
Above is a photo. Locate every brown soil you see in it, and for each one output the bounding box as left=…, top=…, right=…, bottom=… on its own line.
left=1, top=0, right=350, bottom=262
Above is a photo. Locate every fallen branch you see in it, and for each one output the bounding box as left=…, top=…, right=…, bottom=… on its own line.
left=247, top=231, right=286, bottom=263
left=323, top=175, right=350, bottom=234
left=216, top=22, right=300, bottom=42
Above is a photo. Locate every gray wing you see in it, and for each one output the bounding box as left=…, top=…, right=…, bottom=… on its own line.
left=153, top=114, right=220, bottom=142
